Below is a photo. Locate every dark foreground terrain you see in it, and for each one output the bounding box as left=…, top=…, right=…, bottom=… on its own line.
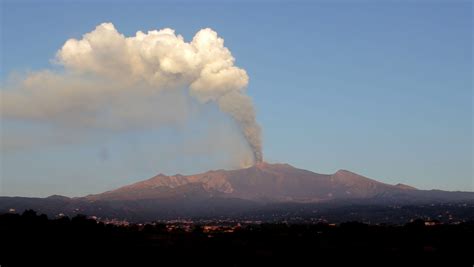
left=1, top=210, right=473, bottom=267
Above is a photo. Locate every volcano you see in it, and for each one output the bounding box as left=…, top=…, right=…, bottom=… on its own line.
left=1, top=162, right=473, bottom=221
left=84, top=162, right=472, bottom=203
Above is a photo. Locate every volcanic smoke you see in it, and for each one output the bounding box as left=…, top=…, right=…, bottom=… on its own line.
left=1, top=23, right=263, bottom=164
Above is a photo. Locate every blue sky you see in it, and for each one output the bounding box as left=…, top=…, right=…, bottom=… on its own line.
left=1, top=1, right=472, bottom=196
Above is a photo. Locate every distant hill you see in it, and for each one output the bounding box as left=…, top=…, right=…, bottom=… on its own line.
left=1, top=162, right=473, bottom=221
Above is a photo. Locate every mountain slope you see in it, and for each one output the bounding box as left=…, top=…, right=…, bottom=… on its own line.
left=2, top=162, right=473, bottom=221
left=85, top=162, right=463, bottom=203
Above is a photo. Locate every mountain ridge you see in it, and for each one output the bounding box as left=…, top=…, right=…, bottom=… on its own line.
left=1, top=162, right=473, bottom=222
left=83, top=162, right=471, bottom=203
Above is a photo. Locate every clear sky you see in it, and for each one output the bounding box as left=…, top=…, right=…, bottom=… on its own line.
left=1, top=0, right=472, bottom=197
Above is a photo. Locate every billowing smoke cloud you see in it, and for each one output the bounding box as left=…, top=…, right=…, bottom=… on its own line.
left=1, top=23, right=263, bottom=164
